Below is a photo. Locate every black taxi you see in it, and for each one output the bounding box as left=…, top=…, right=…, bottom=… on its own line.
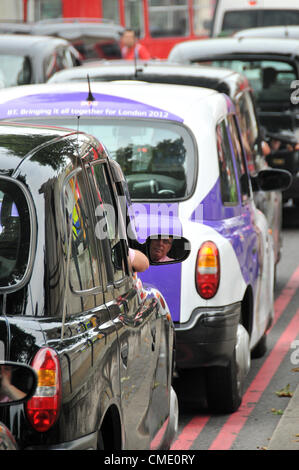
left=0, top=122, right=186, bottom=450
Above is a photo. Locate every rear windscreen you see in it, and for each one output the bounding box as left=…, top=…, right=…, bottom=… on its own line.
left=0, top=179, right=31, bottom=287
left=209, top=59, right=297, bottom=110
left=10, top=117, right=197, bottom=201
left=0, top=55, right=31, bottom=88
left=80, top=119, right=197, bottom=200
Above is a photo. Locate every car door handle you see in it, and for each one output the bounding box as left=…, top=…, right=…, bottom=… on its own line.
left=121, top=343, right=129, bottom=367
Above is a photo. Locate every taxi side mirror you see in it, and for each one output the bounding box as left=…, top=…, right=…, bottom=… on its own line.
left=252, top=168, right=292, bottom=192
left=0, top=362, right=37, bottom=406
left=146, top=235, right=191, bottom=265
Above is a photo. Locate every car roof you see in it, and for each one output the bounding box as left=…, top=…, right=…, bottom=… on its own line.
left=49, top=59, right=235, bottom=82
left=0, top=34, right=70, bottom=54
left=32, top=18, right=124, bottom=40
left=235, top=25, right=299, bottom=39
left=48, top=60, right=249, bottom=99
left=0, top=22, right=32, bottom=34
left=168, top=37, right=299, bottom=62
left=0, top=81, right=226, bottom=129
left=0, top=121, right=101, bottom=176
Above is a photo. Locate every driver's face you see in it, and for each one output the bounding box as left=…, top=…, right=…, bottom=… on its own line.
left=122, top=31, right=136, bottom=48
left=150, top=238, right=172, bottom=261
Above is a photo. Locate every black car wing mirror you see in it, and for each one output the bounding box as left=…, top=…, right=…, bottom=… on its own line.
left=0, top=361, right=37, bottom=406
left=251, top=168, right=292, bottom=192
left=145, top=235, right=191, bottom=265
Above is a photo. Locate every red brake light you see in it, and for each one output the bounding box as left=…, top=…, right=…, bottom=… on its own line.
left=26, top=348, right=62, bottom=432
left=195, top=241, right=220, bottom=299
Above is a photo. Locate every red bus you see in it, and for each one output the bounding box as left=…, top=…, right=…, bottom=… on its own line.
left=23, top=0, right=215, bottom=58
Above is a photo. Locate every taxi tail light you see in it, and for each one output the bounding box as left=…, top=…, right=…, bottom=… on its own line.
left=26, top=348, right=62, bottom=432
left=195, top=241, right=220, bottom=299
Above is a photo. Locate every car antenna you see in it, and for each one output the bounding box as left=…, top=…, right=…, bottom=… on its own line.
left=134, top=46, right=138, bottom=78
left=86, top=74, right=95, bottom=102
left=134, top=50, right=144, bottom=79
left=285, top=25, right=289, bottom=37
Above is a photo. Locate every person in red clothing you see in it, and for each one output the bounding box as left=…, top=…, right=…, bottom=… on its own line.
left=121, top=29, right=151, bottom=60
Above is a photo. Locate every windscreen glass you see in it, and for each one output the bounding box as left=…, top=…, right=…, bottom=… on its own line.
left=222, top=10, right=258, bottom=35
left=148, top=0, right=189, bottom=37
left=33, top=118, right=196, bottom=200
left=0, top=55, right=31, bottom=88
left=209, top=59, right=297, bottom=110
left=221, top=9, right=299, bottom=35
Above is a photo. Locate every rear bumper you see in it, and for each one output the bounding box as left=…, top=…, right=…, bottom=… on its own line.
left=174, top=302, right=241, bottom=369
left=25, top=389, right=179, bottom=451
left=25, top=432, right=98, bottom=450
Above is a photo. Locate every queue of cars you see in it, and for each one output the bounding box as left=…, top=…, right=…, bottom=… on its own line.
left=47, top=59, right=284, bottom=267
left=0, top=19, right=296, bottom=449
left=168, top=36, right=299, bottom=206
left=0, top=80, right=291, bottom=417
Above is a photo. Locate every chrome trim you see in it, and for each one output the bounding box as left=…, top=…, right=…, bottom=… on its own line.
left=158, top=386, right=179, bottom=450
left=175, top=302, right=241, bottom=332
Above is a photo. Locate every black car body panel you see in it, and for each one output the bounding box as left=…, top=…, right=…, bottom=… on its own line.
left=0, top=123, right=177, bottom=450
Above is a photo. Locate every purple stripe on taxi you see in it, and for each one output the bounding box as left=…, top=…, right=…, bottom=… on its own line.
left=190, top=178, right=241, bottom=222
left=132, top=202, right=182, bottom=322
left=1, top=92, right=184, bottom=122
left=190, top=178, right=259, bottom=286
left=140, top=263, right=182, bottom=322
